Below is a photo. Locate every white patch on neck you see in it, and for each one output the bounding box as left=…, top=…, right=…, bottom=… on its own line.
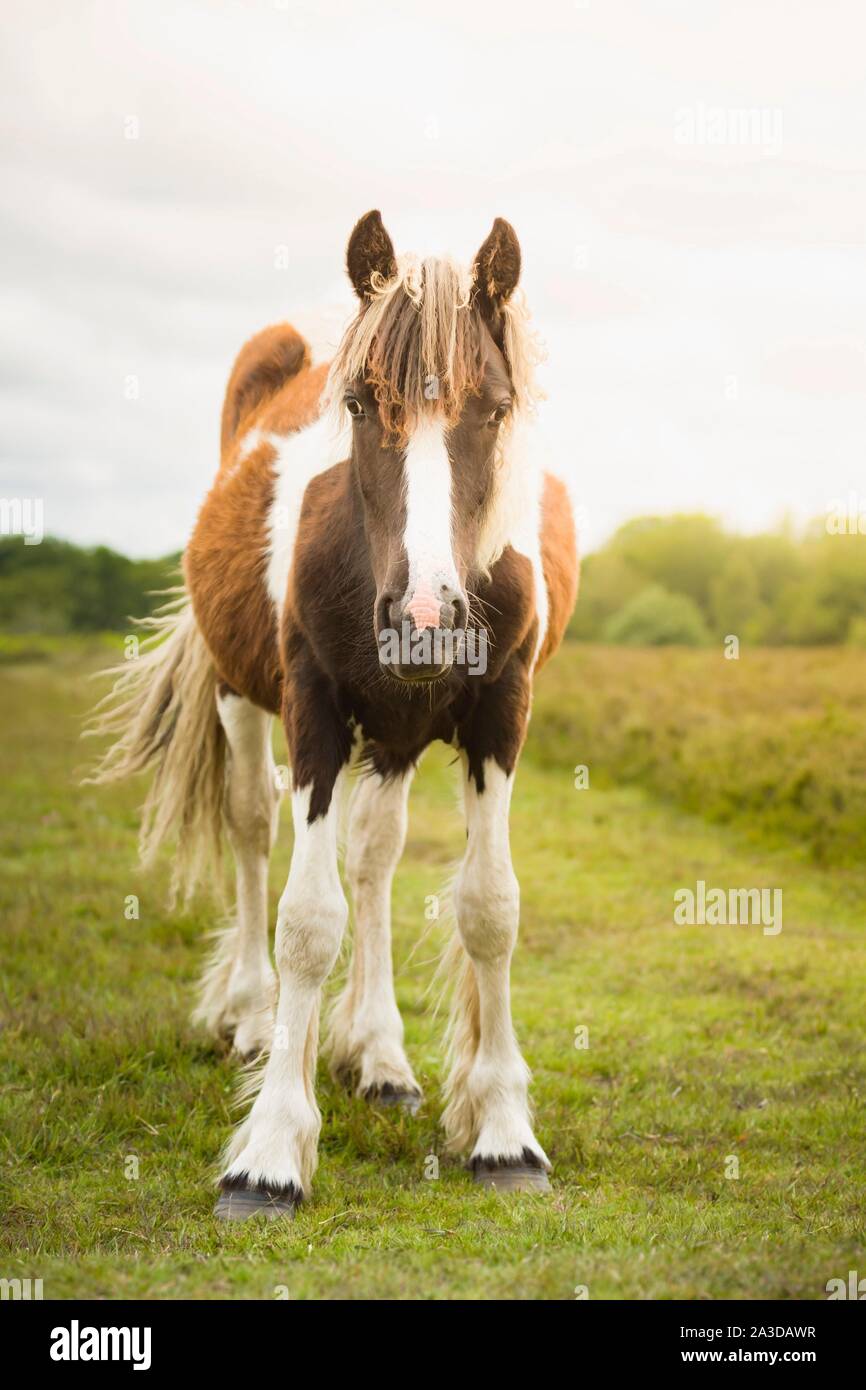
left=238, top=426, right=263, bottom=461
left=265, top=413, right=349, bottom=618
left=402, top=417, right=460, bottom=596
left=476, top=417, right=550, bottom=667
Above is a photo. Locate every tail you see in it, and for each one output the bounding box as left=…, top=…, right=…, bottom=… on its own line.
left=439, top=932, right=482, bottom=1153
left=429, top=876, right=482, bottom=1154
left=191, top=914, right=242, bottom=1034
left=84, top=591, right=226, bottom=906
left=220, top=322, right=310, bottom=454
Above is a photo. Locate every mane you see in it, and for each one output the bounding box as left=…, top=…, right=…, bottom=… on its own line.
left=327, top=254, right=544, bottom=444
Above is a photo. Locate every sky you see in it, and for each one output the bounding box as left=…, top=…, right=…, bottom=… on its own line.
left=1, top=0, right=865, bottom=557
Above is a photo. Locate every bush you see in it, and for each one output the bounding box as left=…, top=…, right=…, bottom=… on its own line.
left=604, top=584, right=710, bottom=646
left=531, top=643, right=866, bottom=866
left=0, top=538, right=179, bottom=633
left=568, top=513, right=866, bottom=645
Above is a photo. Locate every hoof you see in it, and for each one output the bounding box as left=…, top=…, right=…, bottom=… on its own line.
left=366, top=1082, right=422, bottom=1115
left=471, top=1153, right=552, bottom=1194
left=214, top=1174, right=301, bottom=1222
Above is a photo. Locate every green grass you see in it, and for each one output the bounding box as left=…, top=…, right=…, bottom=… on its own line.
left=1, top=646, right=864, bottom=1299
left=534, top=643, right=866, bottom=865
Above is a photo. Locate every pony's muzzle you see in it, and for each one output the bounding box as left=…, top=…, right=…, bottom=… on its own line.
left=376, top=585, right=468, bottom=683
left=377, top=584, right=468, bottom=633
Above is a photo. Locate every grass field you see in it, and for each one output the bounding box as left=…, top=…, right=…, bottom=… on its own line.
left=1, top=642, right=865, bottom=1300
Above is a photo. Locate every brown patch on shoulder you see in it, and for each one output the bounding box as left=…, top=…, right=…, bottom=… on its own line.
left=536, top=472, right=579, bottom=671
left=189, top=346, right=335, bottom=713
left=284, top=459, right=359, bottom=653
left=476, top=545, right=537, bottom=682
left=185, top=443, right=282, bottom=714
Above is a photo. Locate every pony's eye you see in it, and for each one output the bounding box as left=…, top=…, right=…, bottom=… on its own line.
left=345, top=396, right=365, bottom=419
left=489, top=401, right=511, bottom=426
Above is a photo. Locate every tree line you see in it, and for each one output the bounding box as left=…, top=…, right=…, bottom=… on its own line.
left=0, top=537, right=179, bottom=633
left=571, top=514, right=866, bottom=645
left=2, top=514, right=865, bottom=644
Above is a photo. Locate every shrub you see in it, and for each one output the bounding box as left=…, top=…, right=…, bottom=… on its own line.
left=604, top=584, right=710, bottom=646
left=530, top=644, right=866, bottom=866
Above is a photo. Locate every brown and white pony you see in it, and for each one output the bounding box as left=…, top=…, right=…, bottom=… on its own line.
left=91, top=211, right=578, bottom=1219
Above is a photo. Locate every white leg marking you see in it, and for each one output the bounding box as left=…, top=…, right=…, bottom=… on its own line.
left=194, top=694, right=280, bottom=1058
left=443, top=757, right=549, bottom=1168
left=223, top=777, right=348, bottom=1194
left=328, top=770, right=420, bottom=1097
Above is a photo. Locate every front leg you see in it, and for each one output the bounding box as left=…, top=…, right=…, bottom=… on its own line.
left=444, top=663, right=550, bottom=1191
left=215, top=665, right=353, bottom=1220
left=327, top=764, right=421, bottom=1108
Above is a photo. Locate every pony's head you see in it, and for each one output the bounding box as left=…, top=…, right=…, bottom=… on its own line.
left=329, top=210, right=542, bottom=684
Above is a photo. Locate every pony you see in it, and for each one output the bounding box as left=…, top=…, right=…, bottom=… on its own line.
left=90, top=211, right=578, bottom=1218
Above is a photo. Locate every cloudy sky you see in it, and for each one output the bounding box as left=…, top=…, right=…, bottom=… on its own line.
left=2, top=0, right=865, bottom=556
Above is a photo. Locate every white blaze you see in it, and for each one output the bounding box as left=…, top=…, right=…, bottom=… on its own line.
left=402, top=418, right=461, bottom=605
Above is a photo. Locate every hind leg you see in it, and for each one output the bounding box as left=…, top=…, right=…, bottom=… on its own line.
left=194, top=690, right=280, bottom=1059
left=327, top=768, right=421, bottom=1108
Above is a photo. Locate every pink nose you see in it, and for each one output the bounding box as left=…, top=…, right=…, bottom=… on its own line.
left=404, top=581, right=441, bottom=631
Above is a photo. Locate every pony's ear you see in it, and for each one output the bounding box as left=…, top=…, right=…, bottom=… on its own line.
left=473, top=217, right=521, bottom=311
left=346, top=210, right=397, bottom=300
